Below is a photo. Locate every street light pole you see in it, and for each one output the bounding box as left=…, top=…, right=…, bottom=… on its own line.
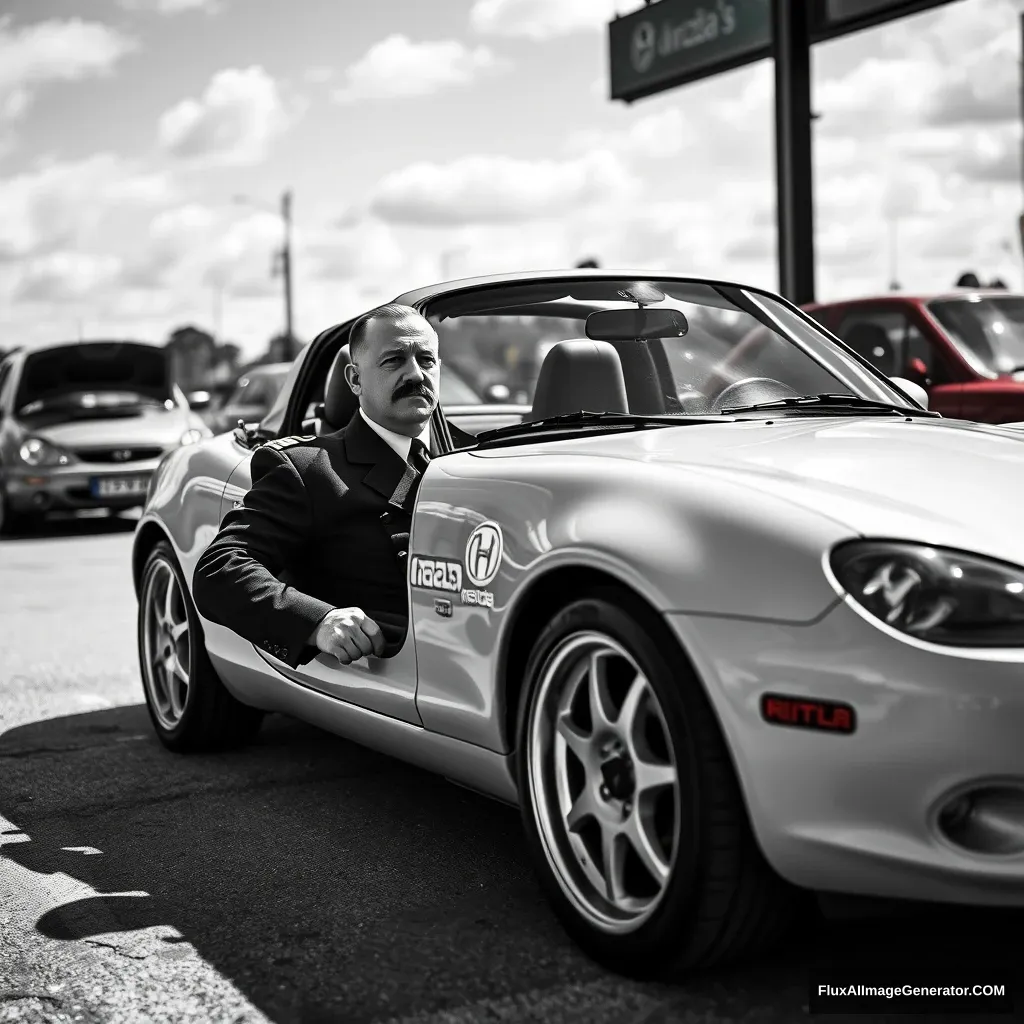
left=281, top=189, right=295, bottom=360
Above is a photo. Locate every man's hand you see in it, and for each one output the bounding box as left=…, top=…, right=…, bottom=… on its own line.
left=311, top=607, right=385, bottom=664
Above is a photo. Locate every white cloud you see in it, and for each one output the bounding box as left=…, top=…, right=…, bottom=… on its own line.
left=121, top=203, right=219, bottom=289
left=12, top=252, right=123, bottom=305
left=0, top=155, right=173, bottom=262
left=118, top=0, right=222, bottom=13
left=304, top=66, right=335, bottom=84
left=157, top=66, right=292, bottom=165
left=332, top=35, right=508, bottom=103
left=369, top=150, right=637, bottom=225
left=0, top=16, right=136, bottom=146
left=470, top=0, right=618, bottom=40
left=566, top=108, right=687, bottom=160
left=307, top=219, right=406, bottom=280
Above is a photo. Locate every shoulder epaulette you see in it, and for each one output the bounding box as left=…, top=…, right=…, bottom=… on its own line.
left=263, top=434, right=316, bottom=451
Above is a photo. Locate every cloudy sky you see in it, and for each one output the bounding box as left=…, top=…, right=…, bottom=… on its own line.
left=0, top=0, right=1021, bottom=359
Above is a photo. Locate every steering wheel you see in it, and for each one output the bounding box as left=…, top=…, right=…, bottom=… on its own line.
left=709, top=377, right=800, bottom=414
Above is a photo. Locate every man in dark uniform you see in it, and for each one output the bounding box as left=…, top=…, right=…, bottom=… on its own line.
left=192, top=303, right=440, bottom=668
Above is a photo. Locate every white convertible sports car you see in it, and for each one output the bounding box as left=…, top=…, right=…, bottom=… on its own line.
left=133, top=270, right=1024, bottom=978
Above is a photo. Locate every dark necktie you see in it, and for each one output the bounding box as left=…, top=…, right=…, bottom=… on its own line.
left=409, top=438, right=431, bottom=476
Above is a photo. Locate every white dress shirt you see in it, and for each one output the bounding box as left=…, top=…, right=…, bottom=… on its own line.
left=359, top=407, right=430, bottom=462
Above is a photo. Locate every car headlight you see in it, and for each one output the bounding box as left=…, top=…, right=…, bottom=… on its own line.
left=831, top=540, right=1024, bottom=648
left=179, top=428, right=205, bottom=446
left=18, top=437, right=72, bottom=467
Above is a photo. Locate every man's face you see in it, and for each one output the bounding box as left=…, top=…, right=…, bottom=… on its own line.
left=346, top=313, right=441, bottom=436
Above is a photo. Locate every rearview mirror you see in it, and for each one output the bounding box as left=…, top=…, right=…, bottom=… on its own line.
left=187, top=390, right=212, bottom=410
left=585, top=307, right=689, bottom=341
left=889, top=376, right=929, bottom=410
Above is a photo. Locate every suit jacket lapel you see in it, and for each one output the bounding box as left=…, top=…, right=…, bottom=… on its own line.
left=342, top=411, right=419, bottom=511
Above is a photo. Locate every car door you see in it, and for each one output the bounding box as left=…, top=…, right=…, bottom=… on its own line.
left=836, top=304, right=963, bottom=417
left=219, top=442, right=422, bottom=727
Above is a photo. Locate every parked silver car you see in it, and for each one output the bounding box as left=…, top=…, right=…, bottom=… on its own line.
left=133, top=269, right=1024, bottom=978
left=0, top=339, right=210, bottom=533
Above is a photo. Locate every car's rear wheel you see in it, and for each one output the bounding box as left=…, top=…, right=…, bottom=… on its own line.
left=138, top=540, right=264, bottom=752
left=516, top=590, right=808, bottom=979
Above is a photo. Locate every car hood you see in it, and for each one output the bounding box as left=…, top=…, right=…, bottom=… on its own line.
left=22, top=407, right=188, bottom=448
left=480, top=416, right=1024, bottom=564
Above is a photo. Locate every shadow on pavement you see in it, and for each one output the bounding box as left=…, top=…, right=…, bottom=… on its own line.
left=1, top=704, right=1021, bottom=1023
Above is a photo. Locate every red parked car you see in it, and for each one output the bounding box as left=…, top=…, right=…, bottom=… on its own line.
left=804, top=290, right=1024, bottom=423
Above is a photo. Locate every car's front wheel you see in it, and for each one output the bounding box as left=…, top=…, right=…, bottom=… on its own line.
left=138, top=540, right=264, bottom=752
left=0, top=486, right=32, bottom=536
left=516, top=590, right=807, bottom=979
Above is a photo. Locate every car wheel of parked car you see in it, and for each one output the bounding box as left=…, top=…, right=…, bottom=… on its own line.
left=0, top=486, right=31, bottom=536
left=138, top=540, right=264, bottom=752
left=516, top=589, right=808, bottom=978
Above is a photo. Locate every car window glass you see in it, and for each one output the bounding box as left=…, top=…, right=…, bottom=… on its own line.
left=838, top=309, right=949, bottom=384
left=423, top=280, right=907, bottom=421
left=0, top=361, right=11, bottom=411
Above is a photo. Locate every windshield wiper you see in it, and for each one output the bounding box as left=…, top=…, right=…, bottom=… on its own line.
left=475, top=410, right=704, bottom=442
left=719, top=393, right=939, bottom=417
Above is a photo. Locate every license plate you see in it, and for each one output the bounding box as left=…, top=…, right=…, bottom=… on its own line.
left=91, top=475, right=149, bottom=497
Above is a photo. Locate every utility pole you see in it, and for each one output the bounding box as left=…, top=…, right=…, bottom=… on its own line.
left=888, top=216, right=900, bottom=291
left=1019, top=13, right=1024, bottom=282
left=281, top=189, right=295, bottom=360
left=772, top=0, right=816, bottom=306
left=212, top=284, right=223, bottom=342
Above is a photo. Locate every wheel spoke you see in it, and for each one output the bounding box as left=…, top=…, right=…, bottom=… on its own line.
left=617, top=670, right=648, bottom=739
left=150, top=653, right=170, bottom=706
left=169, top=620, right=189, bottom=644
left=162, top=576, right=177, bottom=628
left=555, top=711, right=591, bottom=765
left=634, top=758, right=677, bottom=796
left=167, top=669, right=186, bottom=719
left=587, top=651, right=616, bottom=731
left=601, top=824, right=628, bottom=905
left=626, top=811, right=671, bottom=887
left=565, top=788, right=598, bottom=833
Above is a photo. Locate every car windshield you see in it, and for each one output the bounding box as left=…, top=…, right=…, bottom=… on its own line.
left=15, top=342, right=173, bottom=419
left=927, top=295, right=1024, bottom=377
left=426, top=277, right=913, bottom=432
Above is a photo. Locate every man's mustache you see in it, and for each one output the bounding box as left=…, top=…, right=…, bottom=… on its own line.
left=393, top=380, right=434, bottom=401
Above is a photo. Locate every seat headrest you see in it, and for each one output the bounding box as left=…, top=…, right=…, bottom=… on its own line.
left=323, top=342, right=359, bottom=430
left=528, top=339, right=629, bottom=422
left=843, top=322, right=896, bottom=374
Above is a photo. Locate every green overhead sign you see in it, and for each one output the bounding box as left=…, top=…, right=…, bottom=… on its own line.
left=608, top=0, right=961, bottom=102
left=608, top=0, right=771, bottom=102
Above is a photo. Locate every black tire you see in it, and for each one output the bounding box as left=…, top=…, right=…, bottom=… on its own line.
left=0, top=487, right=33, bottom=536
left=138, top=540, right=264, bottom=752
left=515, top=588, right=810, bottom=979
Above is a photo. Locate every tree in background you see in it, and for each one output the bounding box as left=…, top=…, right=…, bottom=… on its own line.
left=956, top=272, right=981, bottom=287
left=165, top=325, right=243, bottom=392
left=575, top=258, right=600, bottom=268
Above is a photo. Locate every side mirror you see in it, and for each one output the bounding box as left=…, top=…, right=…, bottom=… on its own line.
left=187, top=390, right=212, bottom=411
left=483, top=383, right=510, bottom=403
left=889, top=376, right=929, bottom=411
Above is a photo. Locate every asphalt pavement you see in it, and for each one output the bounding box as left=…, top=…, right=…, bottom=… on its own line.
left=1, top=512, right=1022, bottom=1024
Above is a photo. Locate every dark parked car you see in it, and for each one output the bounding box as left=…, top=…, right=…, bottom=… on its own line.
left=0, top=339, right=211, bottom=534
left=805, top=290, right=1024, bottom=423
left=209, top=363, right=293, bottom=434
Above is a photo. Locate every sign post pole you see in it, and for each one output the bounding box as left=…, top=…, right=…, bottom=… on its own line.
left=772, top=0, right=815, bottom=305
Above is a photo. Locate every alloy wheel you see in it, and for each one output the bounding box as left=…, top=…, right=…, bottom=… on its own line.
left=528, top=630, right=681, bottom=934
left=141, top=557, right=192, bottom=730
